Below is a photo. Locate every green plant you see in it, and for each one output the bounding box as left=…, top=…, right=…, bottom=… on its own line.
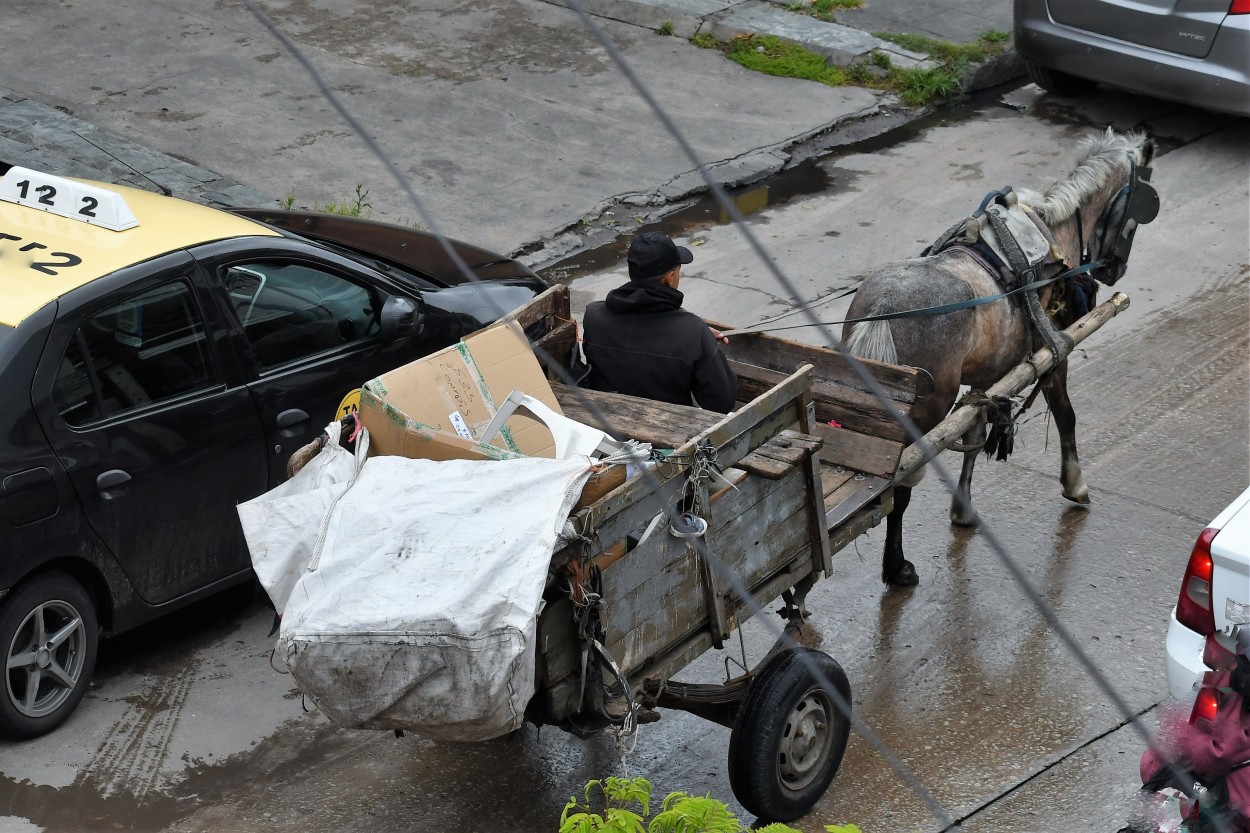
left=657, top=20, right=674, bottom=36
left=890, top=64, right=963, bottom=105
left=313, top=183, right=373, bottom=217
left=559, top=778, right=813, bottom=833
left=725, top=35, right=850, bottom=87
left=785, top=0, right=861, bottom=22
left=690, top=32, right=719, bottom=49
left=279, top=192, right=297, bottom=210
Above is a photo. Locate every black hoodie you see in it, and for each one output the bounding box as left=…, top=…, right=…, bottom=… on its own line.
left=581, top=281, right=738, bottom=413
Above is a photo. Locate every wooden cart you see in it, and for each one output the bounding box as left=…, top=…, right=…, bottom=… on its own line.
left=502, top=286, right=923, bottom=822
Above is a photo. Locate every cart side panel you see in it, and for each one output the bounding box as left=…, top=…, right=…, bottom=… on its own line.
left=598, top=465, right=813, bottom=653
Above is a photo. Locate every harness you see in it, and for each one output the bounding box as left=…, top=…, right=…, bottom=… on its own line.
left=921, top=157, right=1159, bottom=361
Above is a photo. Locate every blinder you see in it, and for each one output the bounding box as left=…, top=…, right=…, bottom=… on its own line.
left=1092, top=158, right=1160, bottom=285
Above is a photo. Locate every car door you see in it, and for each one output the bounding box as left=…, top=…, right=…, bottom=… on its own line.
left=32, top=253, right=269, bottom=606
left=192, top=239, right=435, bottom=486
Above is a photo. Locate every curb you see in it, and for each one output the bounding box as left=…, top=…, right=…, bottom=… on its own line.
left=0, top=87, right=277, bottom=209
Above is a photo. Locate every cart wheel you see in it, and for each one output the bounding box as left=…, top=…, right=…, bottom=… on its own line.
left=728, top=647, right=851, bottom=822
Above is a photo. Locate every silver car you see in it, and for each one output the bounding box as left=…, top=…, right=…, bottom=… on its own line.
left=1014, top=0, right=1250, bottom=116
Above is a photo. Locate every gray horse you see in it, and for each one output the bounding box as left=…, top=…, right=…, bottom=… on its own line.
left=844, top=129, right=1159, bottom=587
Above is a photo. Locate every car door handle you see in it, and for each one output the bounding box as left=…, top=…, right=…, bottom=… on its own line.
left=96, top=469, right=132, bottom=499
left=276, top=408, right=310, bottom=438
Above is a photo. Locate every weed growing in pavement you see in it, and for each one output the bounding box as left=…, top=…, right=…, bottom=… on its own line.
left=281, top=183, right=375, bottom=217
left=725, top=35, right=851, bottom=86
left=558, top=777, right=862, bottom=833
left=874, top=29, right=1008, bottom=65
left=690, top=28, right=1008, bottom=106
left=784, top=0, right=861, bottom=23
left=657, top=20, right=674, bottom=35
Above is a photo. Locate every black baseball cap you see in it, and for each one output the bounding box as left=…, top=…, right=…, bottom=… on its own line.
left=627, top=231, right=693, bottom=281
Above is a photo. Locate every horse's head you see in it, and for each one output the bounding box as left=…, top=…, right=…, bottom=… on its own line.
left=1021, top=129, right=1160, bottom=286
left=1091, top=134, right=1160, bottom=285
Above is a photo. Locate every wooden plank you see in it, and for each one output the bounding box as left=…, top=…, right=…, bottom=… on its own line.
left=730, top=360, right=911, bottom=444
left=619, top=550, right=813, bottom=689
left=797, top=390, right=834, bottom=577
left=737, top=451, right=792, bottom=480
left=542, top=547, right=818, bottom=719
left=829, top=492, right=893, bottom=555
left=815, top=422, right=903, bottom=479
left=820, top=465, right=855, bottom=498
left=597, top=469, right=797, bottom=606
left=603, top=475, right=812, bottom=658
left=551, top=383, right=719, bottom=448
left=710, top=322, right=923, bottom=402
left=504, top=283, right=570, bottom=330
left=554, top=368, right=811, bottom=567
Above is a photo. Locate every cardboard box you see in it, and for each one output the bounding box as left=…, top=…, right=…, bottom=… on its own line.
left=360, top=320, right=560, bottom=461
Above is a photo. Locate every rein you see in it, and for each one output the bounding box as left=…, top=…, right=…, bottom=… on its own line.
left=720, top=262, right=1100, bottom=337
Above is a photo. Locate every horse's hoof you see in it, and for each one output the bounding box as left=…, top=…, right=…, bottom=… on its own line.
left=1063, top=491, right=1091, bottom=506
left=950, top=510, right=977, bottom=528
left=885, top=560, right=919, bottom=588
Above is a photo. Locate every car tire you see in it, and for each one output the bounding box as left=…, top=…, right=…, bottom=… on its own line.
left=0, top=573, right=98, bottom=740
left=1026, top=60, right=1096, bottom=97
left=727, top=647, right=852, bottom=822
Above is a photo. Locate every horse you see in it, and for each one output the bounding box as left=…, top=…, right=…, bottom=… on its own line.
left=843, top=128, right=1160, bottom=587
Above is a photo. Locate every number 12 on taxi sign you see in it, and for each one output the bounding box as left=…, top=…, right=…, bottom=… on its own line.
left=0, top=167, right=139, bottom=232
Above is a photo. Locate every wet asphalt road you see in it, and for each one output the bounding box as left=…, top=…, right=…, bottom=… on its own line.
left=1, top=86, right=1247, bottom=833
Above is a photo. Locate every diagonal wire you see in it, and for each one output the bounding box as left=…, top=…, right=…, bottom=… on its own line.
left=239, top=1, right=1206, bottom=829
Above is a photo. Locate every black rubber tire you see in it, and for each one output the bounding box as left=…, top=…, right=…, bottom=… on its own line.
left=0, top=573, right=98, bottom=740
left=1026, top=60, right=1096, bottom=97
left=728, top=648, right=852, bottom=822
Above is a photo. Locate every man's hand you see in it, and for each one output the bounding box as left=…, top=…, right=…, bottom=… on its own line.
left=708, top=326, right=729, bottom=345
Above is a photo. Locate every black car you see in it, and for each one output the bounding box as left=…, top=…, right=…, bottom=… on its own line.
left=0, top=167, right=545, bottom=739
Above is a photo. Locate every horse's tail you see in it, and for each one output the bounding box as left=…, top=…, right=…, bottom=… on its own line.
left=845, top=319, right=897, bottom=365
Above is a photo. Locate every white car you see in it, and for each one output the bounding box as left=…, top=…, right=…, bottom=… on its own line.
left=1165, top=486, right=1250, bottom=699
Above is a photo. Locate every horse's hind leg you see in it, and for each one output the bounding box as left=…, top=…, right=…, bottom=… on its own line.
left=1041, top=362, right=1090, bottom=504
left=883, top=477, right=919, bottom=587
left=949, top=414, right=986, bottom=527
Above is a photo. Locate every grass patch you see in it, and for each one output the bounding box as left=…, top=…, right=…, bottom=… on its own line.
left=657, top=20, right=674, bottom=35
left=784, top=0, right=861, bottom=23
left=725, top=35, right=850, bottom=85
left=874, top=29, right=1008, bottom=64
left=690, top=28, right=1009, bottom=106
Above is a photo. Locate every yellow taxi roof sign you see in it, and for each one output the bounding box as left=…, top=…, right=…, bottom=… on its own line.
left=0, top=172, right=279, bottom=328
left=0, top=167, right=138, bottom=231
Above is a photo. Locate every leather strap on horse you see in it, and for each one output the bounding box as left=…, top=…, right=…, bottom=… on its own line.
left=982, top=204, right=1074, bottom=363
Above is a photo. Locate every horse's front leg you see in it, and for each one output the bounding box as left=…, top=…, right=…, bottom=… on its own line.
left=1041, top=361, right=1089, bottom=504
left=950, top=415, right=986, bottom=527
left=883, top=480, right=919, bottom=587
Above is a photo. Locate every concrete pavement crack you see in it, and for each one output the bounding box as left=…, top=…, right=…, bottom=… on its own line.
left=937, top=699, right=1161, bottom=831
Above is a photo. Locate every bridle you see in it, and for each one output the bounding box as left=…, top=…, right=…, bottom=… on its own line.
left=1074, top=154, right=1161, bottom=286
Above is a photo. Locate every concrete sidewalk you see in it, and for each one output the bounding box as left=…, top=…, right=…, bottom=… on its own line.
left=0, top=0, right=1022, bottom=264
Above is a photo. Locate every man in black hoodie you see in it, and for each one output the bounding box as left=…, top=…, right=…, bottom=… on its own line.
left=581, top=232, right=738, bottom=413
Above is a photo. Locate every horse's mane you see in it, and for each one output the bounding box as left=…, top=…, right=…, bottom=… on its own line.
left=1017, top=128, right=1150, bottom=223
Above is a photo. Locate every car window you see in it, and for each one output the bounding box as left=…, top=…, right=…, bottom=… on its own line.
left=52, top=281, right=218, bottom=426
left=222, top=261, right=378, bottom=372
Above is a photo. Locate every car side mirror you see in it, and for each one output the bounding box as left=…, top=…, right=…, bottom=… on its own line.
left=379, top=296, right=424, bottom=343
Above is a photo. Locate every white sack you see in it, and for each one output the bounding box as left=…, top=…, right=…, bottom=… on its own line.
left=238, top=421, right=367, bottom=613
left=279, top=454, right=591, bottom=741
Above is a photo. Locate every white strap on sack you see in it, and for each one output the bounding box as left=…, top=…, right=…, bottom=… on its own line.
left=307, top=427, right=370, bottom=573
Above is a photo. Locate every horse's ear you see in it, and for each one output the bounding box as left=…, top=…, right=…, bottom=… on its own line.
left=1140, top=136, right=1156, bottom=168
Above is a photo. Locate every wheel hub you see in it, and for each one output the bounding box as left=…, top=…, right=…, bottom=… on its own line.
left=779, top=691, right=836, bottom=790
left=35, top=647, right=52, bottom=669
